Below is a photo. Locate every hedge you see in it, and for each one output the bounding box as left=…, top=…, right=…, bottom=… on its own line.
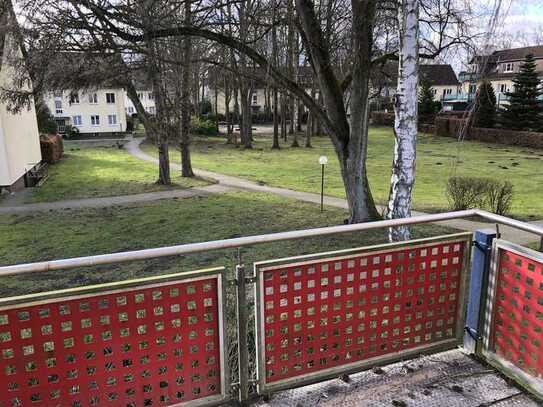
left=371, top=111, right=395, bottom=126
left=435, top=117, right=543, bottom=149
left=40, top=134, right=64, bottom=163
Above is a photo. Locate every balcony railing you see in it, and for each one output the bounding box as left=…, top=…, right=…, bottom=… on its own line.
left=0, top=209, right=542, bottom=405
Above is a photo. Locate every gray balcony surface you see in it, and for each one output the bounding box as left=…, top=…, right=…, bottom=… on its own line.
left=256, top=349, right=540, bottom=407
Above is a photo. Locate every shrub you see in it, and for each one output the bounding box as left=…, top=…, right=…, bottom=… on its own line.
left=126, top=115, right=135, bottom=132
left=36, top=103, right=58, bottom=134
left=190, top=115, right=218, bottom=136
left=446, top=177, right=489, bottom=210
left=446, top=176, right=515, bottom=215
left=474, top=80, right=496, bottom=128
left=63, top=125, right=80, bottom=139
left=486, top=180, right=514, bottom=215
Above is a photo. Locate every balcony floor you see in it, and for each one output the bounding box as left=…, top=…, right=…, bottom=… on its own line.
left=256, top=349, right=540, bottom=407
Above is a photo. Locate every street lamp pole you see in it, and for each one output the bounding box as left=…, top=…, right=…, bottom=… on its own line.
left=319, top=156, right=328, bottom=212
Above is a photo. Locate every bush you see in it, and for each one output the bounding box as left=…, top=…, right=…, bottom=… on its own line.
left=486, top=180, right=514, bottom=215
left=446, top=176, right=514, bottom=215
left=446, top=177, right=489, bottom=210
left=36, top=103, right=58, bottom=134
left=126, top=115, right=135, bottom=132
left=63, top=125, right=80, bottom=139
left=190, top=115, right=218, bottom=136
left=40, top=134, right=63, bottom=163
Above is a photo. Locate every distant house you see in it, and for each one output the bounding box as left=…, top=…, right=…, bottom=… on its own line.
left=459, top=45, right=543, bottom=108
left=208, top=66, right=316, bottom=116
left=45, top=88, right=127, bottom=136
left=372, top=63, right=460, bottom=110
left=124, top=85, right=156, bottom=116
left=0, top=9, right=42, bottom=191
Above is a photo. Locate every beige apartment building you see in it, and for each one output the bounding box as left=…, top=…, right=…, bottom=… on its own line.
left=459, top=46, right=543, bottom=106
left=0, top=10, right=42, bottom=191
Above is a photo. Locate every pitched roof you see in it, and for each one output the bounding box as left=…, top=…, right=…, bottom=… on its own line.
left=470, top=45, right=543, bottom=65
left=372, top=62, right=459, bottom=87
left=492, top=46, right=543, bottom=62
left=419, top=64, right=459, bottom=86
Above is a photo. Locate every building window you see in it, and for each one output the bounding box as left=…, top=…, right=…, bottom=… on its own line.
left=504, top=63, right=513, bottom=73
left=137, top=93, right=144, bottom=100
left=499, top=84, right=508, bottom=93
left=106, top=93, right=116, bottom=104
left=149, top=106, right=156, bottom=114
left=148, top=92, right=154, bottom=100
left=108, top=114, right=117, bottom=125
left=91, top=115, right=100, bottom=126
left=72, top=115, right=82, bottom=126
left=69, top=92, right=79, bottom=104
left=252, top=94, right=258, bottom=104
left=54, top=100, right=63, bottom=114
left=127, top=106, right=134, bottom=114
left=89, top=93, right=98, bottom=104
left=469, top=84, right=476, bottom=94
left=442, top=88, right=452, bottom=96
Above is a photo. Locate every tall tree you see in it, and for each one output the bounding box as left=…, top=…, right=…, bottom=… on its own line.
left=418, top=79, right=440, bottom=123
left=179, top=0, right=195, bottom=176
left=501, top=54, right=543, bottom=131
left=473, top=80, right=496, bottom=128
left=387, top=0, right=420, bottom=240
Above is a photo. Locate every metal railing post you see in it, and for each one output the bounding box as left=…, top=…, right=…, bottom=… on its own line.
left=464, top=229, right=496, bottom=354
left=235, top=251, right=249, bottom=405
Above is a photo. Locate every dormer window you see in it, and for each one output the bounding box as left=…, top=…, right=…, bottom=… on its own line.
left=504, top=63, right=513, bottom=73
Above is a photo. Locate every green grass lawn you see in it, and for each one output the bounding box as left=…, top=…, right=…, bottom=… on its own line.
left=142, top=127, right=543, bottom=219
left=31, top=143, right=210, bottom=203
left=0, top=192, right=455, bottom=297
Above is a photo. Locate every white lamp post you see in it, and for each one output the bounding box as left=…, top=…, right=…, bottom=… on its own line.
left=319, top=156, right=328, bottom=212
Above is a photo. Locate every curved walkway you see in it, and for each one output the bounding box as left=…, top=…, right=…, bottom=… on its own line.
left=127, top=138, right=543, bottom=245
left=0, top=184, right=233, bottom=214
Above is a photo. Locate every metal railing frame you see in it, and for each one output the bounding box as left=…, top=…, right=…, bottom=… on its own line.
left=481, top=239, right=543, bottom=399
left=1, top=209, right=542, bottom=278
left=253, top=233, right=474, bottom=395
left=1, top=208, right=543, bottom=405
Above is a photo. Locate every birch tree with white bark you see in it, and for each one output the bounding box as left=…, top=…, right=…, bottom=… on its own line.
left=387, top=0, right=419, bottom=241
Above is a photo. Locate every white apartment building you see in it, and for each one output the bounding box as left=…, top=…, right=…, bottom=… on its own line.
left=0, top=9, right=42, bottom=191
left=125, top=90, right=156, bottom=116
left=46, top=88, right=127, bottom=135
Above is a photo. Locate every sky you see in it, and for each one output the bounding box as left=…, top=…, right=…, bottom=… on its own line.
left=490, top=0, right=543, bottom=45
left=442, top=0, right=543, bottom=72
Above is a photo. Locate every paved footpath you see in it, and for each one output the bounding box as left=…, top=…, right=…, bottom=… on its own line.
left=0, top=184, right=233, bottom=214
left=127, top=138, right=543, bottom=245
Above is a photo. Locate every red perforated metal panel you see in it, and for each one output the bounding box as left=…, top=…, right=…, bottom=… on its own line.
left=490, top=248, right=543, bottom=378
left=0, top=272, right=225, bottom=407
left=256, top=237, right=469, bottom=390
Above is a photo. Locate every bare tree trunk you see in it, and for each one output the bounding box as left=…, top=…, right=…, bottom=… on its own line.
left=280, top=94, right=287, bottom=141
left=297, top=101, right=303, bottom=132
left=233, top=79, right=240, bottom=145
left=224, top=75, right=234, bottom=144
left=148, top=49, right=171, bottom=183
left=296, top=0, right=379, bottom=222
left=305, top=112, right=312, bottom=147
left=272, top=88, right=280, bottom=149
left=316, top=92, right=323, bottom=136
left=271, top=2, right=280, bottom=149
left=387, top=0, right=420, bottom=241
left=180, top=0, right=195, bottom=177
left=240, top=82, right=253, bottom=148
